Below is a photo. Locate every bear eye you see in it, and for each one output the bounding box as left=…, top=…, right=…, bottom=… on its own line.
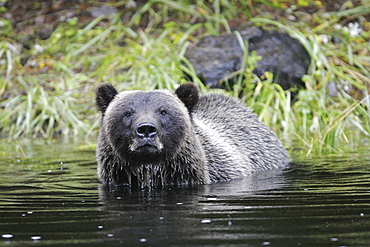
left=160, top=110, right=167, bottom=116
left=124, top=112, right=132, bottom=118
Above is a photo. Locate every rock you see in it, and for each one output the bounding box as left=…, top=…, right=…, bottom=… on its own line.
left=185, top=26, right=311, bottom=90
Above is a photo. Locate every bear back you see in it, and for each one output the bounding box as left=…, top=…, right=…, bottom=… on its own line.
left=191, top=92, right=289, bottom=182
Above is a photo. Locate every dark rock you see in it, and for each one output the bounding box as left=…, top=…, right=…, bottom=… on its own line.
left=185, top=26, right=311, bottom=90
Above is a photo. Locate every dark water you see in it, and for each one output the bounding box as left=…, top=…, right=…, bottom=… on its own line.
left=0, top=141, right=370, bottom=246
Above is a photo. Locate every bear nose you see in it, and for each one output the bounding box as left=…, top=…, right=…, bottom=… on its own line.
left=136, top=123, right=157, bottom=139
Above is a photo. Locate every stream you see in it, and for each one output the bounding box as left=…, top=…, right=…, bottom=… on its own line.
left=0, top=141, right=369, bottom=246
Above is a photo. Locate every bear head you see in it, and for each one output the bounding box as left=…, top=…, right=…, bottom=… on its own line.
left=96, top=83, right=200, bottom=167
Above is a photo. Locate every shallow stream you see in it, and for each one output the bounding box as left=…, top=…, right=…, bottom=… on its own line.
left=0, top=141, right=369, bottom=246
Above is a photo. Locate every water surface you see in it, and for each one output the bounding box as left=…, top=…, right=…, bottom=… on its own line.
left=0, top=141, right=369, bottom=246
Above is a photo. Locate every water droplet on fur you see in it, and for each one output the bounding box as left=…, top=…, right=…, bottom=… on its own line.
left=31, top=236, right=41, bottom=240
left=262, top=241, right=270, bottom=245
left=98, top=226, right=103, bottom=229
left=2, top=234, right=13, bottom=239
left=360, top=213, right=365, bottom=216
left=330, top=237, right=338, bottom=241
left=228, top=220, right=232, bottom=226
left=201, top=219, right=211, bottom=224
left=207, top=197, right=217, bottom=201
left=107, top=234, right=114, bottom=237
left=140, top=238, right=147, bottom=242
left=176, top=202, right=183, bottom=205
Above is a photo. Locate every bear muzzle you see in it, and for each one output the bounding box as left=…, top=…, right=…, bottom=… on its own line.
left=129, top=122, right=164, bottom=153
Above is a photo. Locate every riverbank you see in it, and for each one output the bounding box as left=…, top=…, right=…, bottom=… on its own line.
left=0, top=0, right=369, bottom=154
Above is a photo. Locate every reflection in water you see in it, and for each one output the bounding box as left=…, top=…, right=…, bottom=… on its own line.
left=0, top=142, right=370, bottom=246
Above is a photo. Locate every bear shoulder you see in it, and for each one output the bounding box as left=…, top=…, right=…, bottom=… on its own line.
left=191, top=93, right=289, bottom=182
left=194, top=93, right=255, bottom=119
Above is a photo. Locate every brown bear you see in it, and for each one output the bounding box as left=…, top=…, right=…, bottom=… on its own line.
left=96, top=83, right=289, bottom=188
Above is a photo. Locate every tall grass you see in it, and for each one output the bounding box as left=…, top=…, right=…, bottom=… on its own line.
left=248, top=17, right=370, bottom=154
left=0, top=78, right=88, bottom=140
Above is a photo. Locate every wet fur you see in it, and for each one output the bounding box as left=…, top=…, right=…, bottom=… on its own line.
left=96, top=83, right=289, bottom=188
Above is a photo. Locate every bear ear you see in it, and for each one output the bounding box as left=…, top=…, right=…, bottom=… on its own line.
left=175, top=83, right=200, bottom=113
left=96, top=83, right=118, bottom=114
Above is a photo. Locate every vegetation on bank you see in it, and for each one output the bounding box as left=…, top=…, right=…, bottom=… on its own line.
left=0, top=0, right=369, bottom=155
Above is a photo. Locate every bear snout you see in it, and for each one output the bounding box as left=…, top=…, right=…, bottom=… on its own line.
left=130, top=122, right=164, bottom=156
left=136, top=122, right=157, bottom=139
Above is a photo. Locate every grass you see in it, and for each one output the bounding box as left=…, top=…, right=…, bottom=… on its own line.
left=0, top=0, right=369, bottom=155
left=0, top=77, right=88, bottom=140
